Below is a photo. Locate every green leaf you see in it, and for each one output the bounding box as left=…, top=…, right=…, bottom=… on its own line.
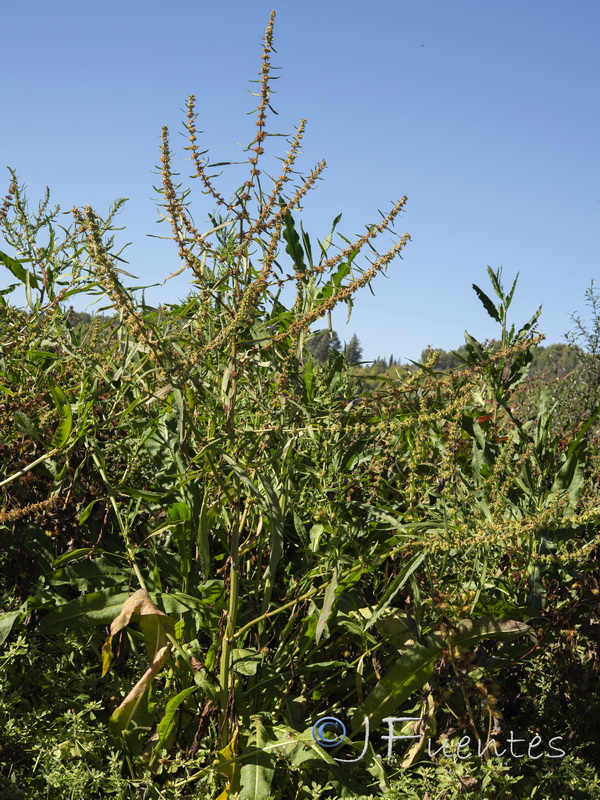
left=118, top=487, right=165, bottom=500
left=319, top=213, right=343, bottom=258
left=0, top=382, right=16, bottom=397
left=315, top=567, right=338, bottom=644
left=472, top=283, right=501, bottom=323
left=364, top=552, right=426, bottom=632
left=167, top=501, right=192, bottom=586
left=332, top=262, right=351, bottom=287
left=299, top=220, right=314, bottom=268
left=526, top=536, right=554, bottom=613
left=272, top=723, right=369, bottom=798
left=197, top=489, right=211, bottom=582
left=239, top=715, right=276, bottom=800
left=565, top=403, right=600, bottom=459
left=487, top=266, right=503, bottom=301
left=14, top=411, right=43, bottom=443
left=153, top=686, right=197, bottom=763
left=48, top=555, right=130, bottom=591
left=505, top=272, right=520, bottom=308
left=233, top=648, right=262, bottom=676
left=0, top=610, right=22, bottom=645
left=516, top=304, right=542, bottom=339
left=446, top=618, right=533, bottom=651
left=78, top=499, right=101, bottom=525
left=49, top=384, right=73, bottom=448
left=463, top=331, right=484, bottom=361
left=52, top=548, right=96, bottom=568
left=352, top=638, right=443, bottom=732
left=549, top=447, right=586, bottom=513
left=547, top=406, right=600, bottom=512
left=294, top=660, right=348, bottom=674
left=108, top=676, right=160, bottom=755
left=282, top=212, right=306, bottom=273
left=0, top=283, right=19, bottom=299
left=302, top=357, right=314, bottom=402
left=139, top=611, right=176, bottom=665
left=38, top=589, right=133, bottom=634
left=309, top=523, right=324, bottom=552
left=0, top=250, right=39, bottom=288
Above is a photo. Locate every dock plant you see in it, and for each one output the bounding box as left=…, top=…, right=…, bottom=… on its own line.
left=1, top=11, right=599, bottom=800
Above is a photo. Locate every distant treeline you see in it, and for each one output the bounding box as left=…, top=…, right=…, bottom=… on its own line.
left=68, top=311, right=592, bottom=381
left=303, top=325, right=592, bottom=380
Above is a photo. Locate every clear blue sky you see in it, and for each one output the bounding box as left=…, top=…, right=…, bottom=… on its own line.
left=2, top=0, right=599, bottom=363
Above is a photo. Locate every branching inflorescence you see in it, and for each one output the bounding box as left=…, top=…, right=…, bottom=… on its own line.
left=153, top=9, right=410, bottom=367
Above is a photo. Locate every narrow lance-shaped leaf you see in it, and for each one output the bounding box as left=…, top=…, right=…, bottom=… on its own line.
left=487, top=265, right=503, bottom=301
left=0, top=610, right=22, bottom=646
left=49, top=384, right=73, bottom=448
left=299, top=220, right=314, bottom=268
left=0, top=250, right=39, bottom=288
left=505, top=271, right=520, bottom=309
left=527, top=537, right=554, bottom=614
left=38, top=589, right=133, bottom=635
left=167, top=501, right=192, bottom=590
left=319, top=213, right=343, bottom=258
left=472, top=283, right=501, bottom=323
left=282, top=211, right=307, bottom=273
left=238, top=715, right=276, bottom=800
left=365, top=552, right=426, bottom=632
left=516, top=304, right=542, bottom=339
left=315, top=567, right=338, bottom=644
left=352, top=637, right=443, bottom=733
left=445, top=617, right=534, bottom=651
left=150, top=686, right=197, bottom=767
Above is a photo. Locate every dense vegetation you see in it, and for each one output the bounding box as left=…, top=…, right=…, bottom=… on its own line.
left=1, top=13, right=599, bottom=799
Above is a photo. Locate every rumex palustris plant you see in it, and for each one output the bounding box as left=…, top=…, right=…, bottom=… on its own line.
left=1, top=11, right=599, bottom=800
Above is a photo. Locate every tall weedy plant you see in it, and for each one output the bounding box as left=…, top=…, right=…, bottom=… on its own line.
left=2, top=12, right=599, bottom=800
left=1, top=11, right=412, bottom=798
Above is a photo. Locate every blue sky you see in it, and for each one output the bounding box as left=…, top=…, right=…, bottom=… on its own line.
left=2, top=0, right=599, bottom=363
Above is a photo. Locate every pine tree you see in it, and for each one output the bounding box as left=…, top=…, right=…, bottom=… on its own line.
left=306, top=329, right=341, bottom=362
left=345, top=334, right=363, bottom=365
